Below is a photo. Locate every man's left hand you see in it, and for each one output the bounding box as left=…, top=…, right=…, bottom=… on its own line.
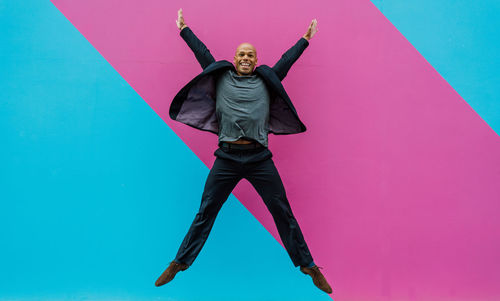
left=303, top=19, right=318, bottom=41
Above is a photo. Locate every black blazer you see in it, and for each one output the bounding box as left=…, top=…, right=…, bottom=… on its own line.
left=170, top=27, right=310, bottom=135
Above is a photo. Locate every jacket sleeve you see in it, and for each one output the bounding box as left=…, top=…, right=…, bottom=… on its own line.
left=272, top=37, right=309, bottom=81
left=179, top=27, right=216, bottom=70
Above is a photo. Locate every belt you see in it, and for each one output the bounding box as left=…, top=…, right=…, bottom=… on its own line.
left=220, top=141, right=264, bottom=150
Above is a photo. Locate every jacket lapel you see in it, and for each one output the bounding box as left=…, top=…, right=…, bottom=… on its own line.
left=169, top=61, right=306, bottom=135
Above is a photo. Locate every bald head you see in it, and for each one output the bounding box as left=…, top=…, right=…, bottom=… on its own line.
left=235, top=43, right=257, bottom=56
left=233, top=42, right=258, bottom=76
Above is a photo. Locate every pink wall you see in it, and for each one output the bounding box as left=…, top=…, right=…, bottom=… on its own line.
left=52, top=0, right=500, bottom=299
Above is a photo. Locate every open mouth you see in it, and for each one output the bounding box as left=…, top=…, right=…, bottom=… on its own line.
left=240, top=62, right=251, bottom=68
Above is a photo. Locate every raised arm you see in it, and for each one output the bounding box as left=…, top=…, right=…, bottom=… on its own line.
left=272, top=19, right=318, bottom=81
left=176, top=8, right=215, bottom=70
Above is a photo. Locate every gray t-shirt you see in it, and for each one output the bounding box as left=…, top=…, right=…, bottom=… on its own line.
left=215, top=69, right=271, bottom=147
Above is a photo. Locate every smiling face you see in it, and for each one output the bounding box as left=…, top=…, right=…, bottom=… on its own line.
left=233, top=43, right=258, bottom=76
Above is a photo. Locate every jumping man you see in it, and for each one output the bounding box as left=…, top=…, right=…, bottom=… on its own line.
left=155, top=9, right=332, bottom=294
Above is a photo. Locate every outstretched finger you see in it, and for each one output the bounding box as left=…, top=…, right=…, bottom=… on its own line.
left=312, top=19, right=318, bottom=30
left=307, top=20, right=313, bottom=31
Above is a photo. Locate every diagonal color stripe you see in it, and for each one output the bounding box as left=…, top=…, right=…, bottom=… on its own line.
left=51, top=0, right=500, bottom=300
left=370, top=0, right=500, bottom=135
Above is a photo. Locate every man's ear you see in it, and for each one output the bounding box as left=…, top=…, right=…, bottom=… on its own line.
left=233, top=56, right=237, bottom=65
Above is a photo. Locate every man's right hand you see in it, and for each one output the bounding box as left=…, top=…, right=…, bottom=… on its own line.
left=176, top=8, right=187, bottom=30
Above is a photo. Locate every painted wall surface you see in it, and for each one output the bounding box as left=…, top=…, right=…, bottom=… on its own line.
left=1, top=0, right=499, bottom=300
left=371, top=0, right=500, bottom=136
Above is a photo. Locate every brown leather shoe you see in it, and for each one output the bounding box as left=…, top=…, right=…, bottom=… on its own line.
left=155, top=261, right=189, bottom=287
left=300, top=265, right=333, bottom=294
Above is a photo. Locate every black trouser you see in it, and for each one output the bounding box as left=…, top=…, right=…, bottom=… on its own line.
left=174, top=143, right=314, bottom=267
